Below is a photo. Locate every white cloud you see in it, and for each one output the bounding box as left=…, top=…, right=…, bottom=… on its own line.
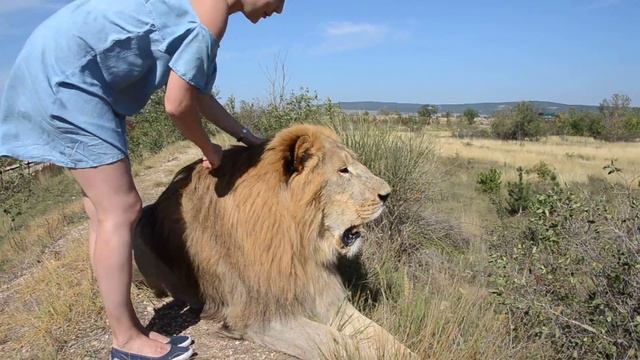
left=315, top=21, right=392, bottom=54
left=0, top=0, right=66, bottom=14
left=325, top=22, right=387, bottom=37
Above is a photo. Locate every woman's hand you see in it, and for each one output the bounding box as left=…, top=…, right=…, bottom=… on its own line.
left=202, top=142, right=223, bottom=170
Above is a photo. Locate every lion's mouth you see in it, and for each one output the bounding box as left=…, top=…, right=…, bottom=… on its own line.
left=342, top=225, right=362, bottom=247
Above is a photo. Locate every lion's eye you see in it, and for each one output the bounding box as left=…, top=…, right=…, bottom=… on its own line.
left=339, top=167, right=350, bottom=174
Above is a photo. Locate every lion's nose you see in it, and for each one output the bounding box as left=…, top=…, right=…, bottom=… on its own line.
left=378, top=192, right=390, bottom=203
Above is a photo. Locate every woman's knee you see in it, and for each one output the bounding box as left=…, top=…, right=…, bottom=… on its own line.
left=122, top=194, right=143, bottom=224
left=101, top=193, right=143, bottom=226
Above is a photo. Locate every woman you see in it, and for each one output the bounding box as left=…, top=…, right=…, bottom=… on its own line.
left=0, top=0, right=285, bottom=359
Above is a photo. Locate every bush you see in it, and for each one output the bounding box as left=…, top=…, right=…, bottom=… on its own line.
left=491, top=102, right=544, bottom=141
left=476, top=168, right=502, bottom=196
left=0, top=164, right=36, bottom=229
left=504, top=167, right=533, bottom=215
left=0, top=165, right=79, bottom=239
left=463, top=108, right=479, bottom=125
left=241, top=87, right=325, bottom=136
left=597, top=94, right=640, bottom=142
left=555, top=108, right=604, bottom=138
left=476, top=162, right=557, bottom=217
left=487, top=170, right=640, bottom=359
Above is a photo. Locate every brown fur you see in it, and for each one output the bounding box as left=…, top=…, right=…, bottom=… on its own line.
left=134, top=124, right=416, bottom=359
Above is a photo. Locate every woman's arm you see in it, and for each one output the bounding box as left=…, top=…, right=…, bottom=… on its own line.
left=165, top=71, right=223, bottom=168
left=196, top=94, right=265, bottom=146
left=191, top=0, right=228, bottom=40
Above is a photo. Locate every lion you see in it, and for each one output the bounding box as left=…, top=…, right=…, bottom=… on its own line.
left=133, top=124, right=417, bottom=359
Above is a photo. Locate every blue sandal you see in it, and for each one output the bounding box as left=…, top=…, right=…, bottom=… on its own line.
left=166, top=335, right=192, bottom=347
left=111, top=344, right=193, bottom=360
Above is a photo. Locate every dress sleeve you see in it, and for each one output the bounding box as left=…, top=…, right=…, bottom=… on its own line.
left=168, top=24, right=219, bottom=95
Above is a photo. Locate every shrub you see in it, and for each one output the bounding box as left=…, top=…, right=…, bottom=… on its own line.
left=417, top=104, right=438, bottom=125
left=476, top=168, right=502, bottom=196
left=476, top=163, right=558, bottom=217
left=0, top=164, right=36, bottom=228
left=491, top=102, right=544, bottom=140
left=555, top=108, right=604, bottom=138
left=246, top=87, right=323, bottom=136
left=0, top=165, right=79, bottom=241
left=505, top=167, right=533, bottom=215
left=526, top=161, right=558, bottom=184
left=463, top=108, right=479, bottom=125
left=597, top=94, right=640, bottom=142
left=487, top=171, right=640, bottom=359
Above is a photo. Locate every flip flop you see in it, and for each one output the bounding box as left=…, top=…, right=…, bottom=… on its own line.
left=111, top=344, right=193, bottom=360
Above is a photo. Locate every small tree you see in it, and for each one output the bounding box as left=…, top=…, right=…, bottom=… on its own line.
left=463, top=108, right=479, bottom=125
left=417, top=104, right=438, bottom=125
left=598, top=93, right=640, bottom=141
left=491, top=102, right=543, bottom=140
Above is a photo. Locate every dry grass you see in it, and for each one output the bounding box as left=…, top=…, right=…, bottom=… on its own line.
left=436, top=134, right=640, bottom=186
left=368, top=270, right=522, bottom=360
left=0, top=202, right=84, bottom=274
left=0, top=233, right=105, bottom=358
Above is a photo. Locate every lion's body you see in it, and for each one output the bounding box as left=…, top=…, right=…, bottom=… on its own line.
left=133, top=125, right=415, bottom=359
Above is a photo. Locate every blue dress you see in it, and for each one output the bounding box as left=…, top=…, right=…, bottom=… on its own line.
left=0, top=0, right=219, bottom=168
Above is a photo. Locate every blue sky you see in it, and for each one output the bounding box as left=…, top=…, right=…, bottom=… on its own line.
left=0, top=0, right=638, bottom=106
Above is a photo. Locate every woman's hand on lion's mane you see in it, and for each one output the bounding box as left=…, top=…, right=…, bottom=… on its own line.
left=202, top=142, right=223, bottom=170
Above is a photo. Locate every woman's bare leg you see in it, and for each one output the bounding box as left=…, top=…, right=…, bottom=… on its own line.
left=82, top=195, right=98, bottom=268
left=71, top=159, right=170, bottom=356
left=82, top=195, right=170, bottom=343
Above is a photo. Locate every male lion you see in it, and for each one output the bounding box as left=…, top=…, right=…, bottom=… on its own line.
left=133, top=124, right=417, bottom=359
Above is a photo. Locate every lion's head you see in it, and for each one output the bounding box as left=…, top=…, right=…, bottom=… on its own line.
left=286, top=126, right=390, bottom=258
left=250, top=124, right=391, bottom=261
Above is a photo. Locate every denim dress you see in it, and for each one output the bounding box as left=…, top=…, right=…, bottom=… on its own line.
left=0, top=0, right=219, bottom=168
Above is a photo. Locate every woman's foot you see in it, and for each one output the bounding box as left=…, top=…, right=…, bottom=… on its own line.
left=111, top=345, right=193, bottom=360
left=113, top=333, right=171, bottom=358
left=148, top=330, right=170, bottom=343
left=143, top=329, right=192, bottom=346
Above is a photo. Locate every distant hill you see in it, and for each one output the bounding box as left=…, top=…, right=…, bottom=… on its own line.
left=337, top=101, right=600, bottom=115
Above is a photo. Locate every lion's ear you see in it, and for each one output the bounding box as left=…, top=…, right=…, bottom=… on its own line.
left=288, top=134, right=317, bottom=175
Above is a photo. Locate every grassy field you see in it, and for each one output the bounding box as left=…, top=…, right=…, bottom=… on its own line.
left=432, top=131, right=640, bottom=187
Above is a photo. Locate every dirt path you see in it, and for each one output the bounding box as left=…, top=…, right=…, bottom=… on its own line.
left=0, top=140, right=293, bottom=359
